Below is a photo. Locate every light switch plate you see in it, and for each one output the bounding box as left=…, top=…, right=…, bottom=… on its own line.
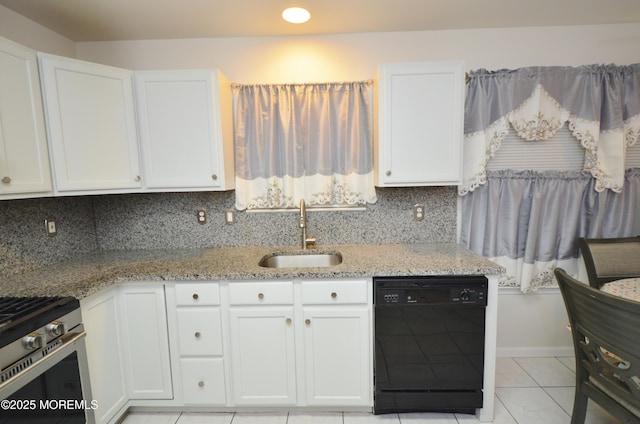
left=45, top=217, right=57, bottom=236
left=225, top=210, right=236, bottom=225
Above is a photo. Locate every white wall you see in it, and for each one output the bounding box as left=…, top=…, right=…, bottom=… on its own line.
left=498, top=289, right=573, bottom=357
left=74, top=23, right=640, bottom=83
left=0, top=5, right=74, bottom=56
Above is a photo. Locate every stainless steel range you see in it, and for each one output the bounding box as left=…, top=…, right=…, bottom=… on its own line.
left=0, top=296, right=95, bottom=423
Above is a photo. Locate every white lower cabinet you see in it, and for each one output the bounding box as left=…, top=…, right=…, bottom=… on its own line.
left=119, top=285, right=173, bottom=400
left=83, top=278, right=372, bottom=420
left=227, top=279, right=372, bottom=407
left=166, top=283, right=227, bottom=406
left=229, top=307, right=297, bottom=405
left=301, top=280, right=372, bottom=406
left=228, top=281, right=297, bottom=405
left=81, top=289, right=128, bottom=424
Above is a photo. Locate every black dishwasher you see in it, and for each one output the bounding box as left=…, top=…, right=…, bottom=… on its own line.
left=373, top=275, right=487, bottom=415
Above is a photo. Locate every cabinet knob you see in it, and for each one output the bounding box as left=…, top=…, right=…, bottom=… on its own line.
left=211, top=174, right=218, bottom=180
left=258, top=293, right=264, bottom=300
left=386, top=171, right=391, bottom=176
left=134, top=175, right=141, bottom=182
left=198, top=381, right=205, bottom=387
left=331, top=292, right=337, bottom=299
left=194, top=331, right=201, bottom=339
left=1, top=176, right=10, bottom=184
left=192, top=293, right=199, bottom=300
left=286, top=318, right=292, bottom=324
left=305, top=319, right=311, bottom=325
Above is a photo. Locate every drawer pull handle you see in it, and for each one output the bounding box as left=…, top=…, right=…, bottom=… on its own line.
left=286, top=318, right=292, bottom=324
left=134, top=175, right=141, bottom=182
left=1, top=176, right=10, bottom=184
left=386, top=170, right=391, bottom=176
left=305, top=319, right=311, bottom=325
left=192, top=293, right=199, bottom=300
left=212, top=174, right=218, bottom=180
left=194, top=331, right=201, bottom=339
left=258, top=293, right=264, bottom=300
left=331, top=292, right=337, bottom=298
left=198, top=381, right=205, bottom=387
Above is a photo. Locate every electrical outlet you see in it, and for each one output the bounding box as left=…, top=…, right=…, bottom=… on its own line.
left=197, top=209, right=207, bottom=224
left=413, top=203, right=425, bottom=221
left=225, top=210, right=236, bottom=225
left=45, top=217, right=57, bottom=236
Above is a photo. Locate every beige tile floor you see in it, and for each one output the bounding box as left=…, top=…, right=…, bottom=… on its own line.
left=121, top=357, right=620, bottom=424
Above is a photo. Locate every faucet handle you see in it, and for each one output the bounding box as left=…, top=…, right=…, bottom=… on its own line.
left=305, top=237, right=316, bottom=249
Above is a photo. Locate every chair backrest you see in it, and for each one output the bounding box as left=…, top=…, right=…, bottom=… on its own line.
left=554, top=268, right=640, bottom=420
left=578, top=236, right=640, bottom=288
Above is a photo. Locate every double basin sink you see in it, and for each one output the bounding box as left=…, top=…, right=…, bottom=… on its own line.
left=259, top=250, right=342, bottom=268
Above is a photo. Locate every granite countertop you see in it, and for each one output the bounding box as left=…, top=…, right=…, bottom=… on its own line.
left=0, top=243, right=503, bottom=299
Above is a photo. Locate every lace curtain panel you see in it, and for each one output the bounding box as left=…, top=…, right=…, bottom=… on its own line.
left=234, top=82, right=377, bottom=210
left=460, top=169, right=640, bottom=292
left=460, top=64, right=640, bottom=195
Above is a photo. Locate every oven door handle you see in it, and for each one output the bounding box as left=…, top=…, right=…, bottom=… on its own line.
left=0, top=331, right=86, bottom=400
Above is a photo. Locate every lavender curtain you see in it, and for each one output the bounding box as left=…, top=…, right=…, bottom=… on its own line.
left=460, top=65, right=640, bottom=195
left=234, top=82, right=376, bottom=210
left=460, top=168, right=640, bottom=292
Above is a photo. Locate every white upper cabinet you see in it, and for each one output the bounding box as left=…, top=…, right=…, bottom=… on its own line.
left=134, top=70, right=235, bottom=191
left=0, top=37, right=52, bottom=199
left=38, top=53, right=142, bottom=195
left=374, top=61, right=465, bottom=187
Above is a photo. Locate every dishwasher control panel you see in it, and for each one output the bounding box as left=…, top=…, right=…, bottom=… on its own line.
left=374, top=276, right=488, bottom=306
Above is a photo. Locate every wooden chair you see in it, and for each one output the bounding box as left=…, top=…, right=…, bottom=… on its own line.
left=578, top=236, right=640, bottom=289
left=554, top=268, right=640, bottom=424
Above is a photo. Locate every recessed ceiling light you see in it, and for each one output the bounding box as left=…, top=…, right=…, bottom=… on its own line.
left=282, top=7, right=311, bottom=24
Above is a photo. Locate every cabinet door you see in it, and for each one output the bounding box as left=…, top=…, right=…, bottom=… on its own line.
left=228, top=307, right=297, bottom=405
left=302, top=308, right=371, bottom=406
left=376, top=61, right=464, bottom=186
left=0, top=37, right=51, bottom=198
left=81, top=289, right=127, bottom=424
left=134, top=70, right=234, bottom=191
left=119, top=286, right=173, bottom=400
left=38, top=53, right=142, bottom=194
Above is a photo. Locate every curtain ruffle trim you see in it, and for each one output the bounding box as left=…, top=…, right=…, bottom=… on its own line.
left=460, top=83, right=640, bottom=195
left=507, top=85, right=569, bottom=141
left=235, top=173, right=377, bottom=211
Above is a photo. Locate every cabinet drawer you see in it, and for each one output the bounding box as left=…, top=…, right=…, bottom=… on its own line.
left=175, top=283, right=220, bottom=306
left=228, top=282, right=294, bottom=305
left=177, top=308, right=223, bottom=356
left=180, top=357, right=226, bottom=405
left=301, top=279, right=369, bottom=305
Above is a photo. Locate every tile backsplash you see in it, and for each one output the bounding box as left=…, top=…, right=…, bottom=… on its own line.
left=1, top=187, right=457, bottom=278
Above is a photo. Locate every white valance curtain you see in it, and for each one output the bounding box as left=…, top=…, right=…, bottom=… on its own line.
left=460, top=64, right=640, bottom=195
left=234, top=82, right=377, bottom=210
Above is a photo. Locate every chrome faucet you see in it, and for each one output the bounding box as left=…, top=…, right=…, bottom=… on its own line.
left=299, top=199, right=316, bottom=250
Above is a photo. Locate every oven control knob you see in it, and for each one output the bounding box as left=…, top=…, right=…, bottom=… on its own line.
left=22, top=334, right=43, bottom=350
left=459, top=289, right=471, bottom=302
left=46, top=322, right=66, bottom=337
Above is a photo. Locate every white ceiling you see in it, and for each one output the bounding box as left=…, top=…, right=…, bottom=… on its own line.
left=1, top=0, right=639, bottom=42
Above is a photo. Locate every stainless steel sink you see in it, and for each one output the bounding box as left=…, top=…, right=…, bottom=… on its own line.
left=259, top=251, right=342, bottom=268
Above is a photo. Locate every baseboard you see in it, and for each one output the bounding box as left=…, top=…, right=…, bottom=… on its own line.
left=497, top=346, right=574, bottom=358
